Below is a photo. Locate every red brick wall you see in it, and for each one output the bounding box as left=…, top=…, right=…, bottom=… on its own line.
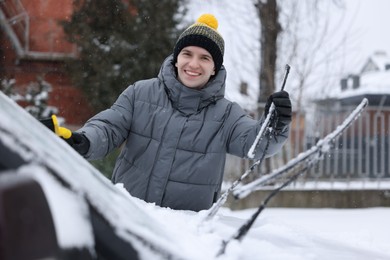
left=21, top=0, right=75, bottom=54
left=1, top=0, right=93, bottom=125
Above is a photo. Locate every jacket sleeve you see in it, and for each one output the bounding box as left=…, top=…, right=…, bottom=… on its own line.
left=77, top=85, right=135, bottom=160
left=226, top=103, right=289, bottom=160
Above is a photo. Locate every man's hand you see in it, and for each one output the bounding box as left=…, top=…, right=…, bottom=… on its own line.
left=264, top=90, right=292, bottom=132
left=39, top=115, right=89, bottom=155
left=65, top=132, right=90, bottom=156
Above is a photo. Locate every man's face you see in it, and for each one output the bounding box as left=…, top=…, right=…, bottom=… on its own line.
left=175, top=46, right=215, bottom=89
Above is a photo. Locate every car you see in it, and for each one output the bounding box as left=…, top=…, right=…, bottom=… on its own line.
left=0, top=92, right=185, bottom=260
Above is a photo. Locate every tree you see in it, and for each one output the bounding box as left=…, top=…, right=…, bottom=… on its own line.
left=252, top=0, right=348, bottom=173
left=278, top=1, right=349, bottom=112
left=61, top=0, right=186, bottom=112
left=255, top=0, right=281, bottom=110
left=254, top=0, right=348, bottom=112
left=1, top=77, right=58, bottom=119
left=253, top=0, right=282, bottom=174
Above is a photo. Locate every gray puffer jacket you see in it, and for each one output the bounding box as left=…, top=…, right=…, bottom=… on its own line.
left=79, top=55, right=289, bottom=211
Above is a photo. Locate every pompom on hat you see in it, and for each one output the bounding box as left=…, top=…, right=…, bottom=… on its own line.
left=173, top=14, right=225, bottom=73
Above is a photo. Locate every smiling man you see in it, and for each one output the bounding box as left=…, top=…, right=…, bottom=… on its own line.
left=175, top=46, right=216, bottom=89
left=61, top=14, right=292, bottom=211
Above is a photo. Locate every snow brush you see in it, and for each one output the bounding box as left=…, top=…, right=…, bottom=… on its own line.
left=39, top=115, right=72, bottom=139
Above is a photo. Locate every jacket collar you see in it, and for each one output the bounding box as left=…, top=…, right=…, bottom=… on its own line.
left=158, top=55, right=226, bottom=116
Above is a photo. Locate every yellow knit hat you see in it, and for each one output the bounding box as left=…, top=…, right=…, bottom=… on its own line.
left=173, top=14, right=225, bottom=73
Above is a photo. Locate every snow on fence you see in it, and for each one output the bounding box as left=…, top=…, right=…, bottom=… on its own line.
left=224, top=105, right=390, bottom=190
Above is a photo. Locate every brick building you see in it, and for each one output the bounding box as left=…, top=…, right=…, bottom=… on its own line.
left=0, top=0, right=93, bottom=125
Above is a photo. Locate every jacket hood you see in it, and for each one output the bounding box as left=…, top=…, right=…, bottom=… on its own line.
left=158, top=55, right=226, bottom=116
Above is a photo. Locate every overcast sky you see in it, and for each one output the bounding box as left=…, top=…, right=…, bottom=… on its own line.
left=343, top=0, right=390, bottom=71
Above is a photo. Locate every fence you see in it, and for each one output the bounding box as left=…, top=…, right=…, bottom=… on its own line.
left=224, top=104, right=390, bottom=190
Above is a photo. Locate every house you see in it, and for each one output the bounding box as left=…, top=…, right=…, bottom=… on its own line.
left=327, top=51, right=390, bottom=107
left=310, top=51, right=390, bottom=179
left=0, top=0, right=93, bottom=125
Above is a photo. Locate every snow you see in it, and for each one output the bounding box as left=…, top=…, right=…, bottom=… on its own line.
left=8, top=163, right=390, bottom=259
left=111, top=184, right=390, bottom=260
left=2, top=1, right=390, bottom=258
left=247, top=103, right=276, bottom=159
left=109, top=190, right=390, bottom=260
left=221, top=207, right=390, bottom=260
left=16, top=165, right=94, bottom=251
left=0, top=92, right=186, bottom=258
left=1, top=92, right=390, bottom=259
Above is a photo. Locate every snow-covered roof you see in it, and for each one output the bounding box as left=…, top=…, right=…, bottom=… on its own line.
left=321, top=52, right=390, bottom=100
left=338, top=70, right=390, bottom=99
left=361, top=51, right=390, bottom=74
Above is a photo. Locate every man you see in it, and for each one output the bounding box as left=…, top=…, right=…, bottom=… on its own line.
left=66, top=14, right=292, bottom=211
